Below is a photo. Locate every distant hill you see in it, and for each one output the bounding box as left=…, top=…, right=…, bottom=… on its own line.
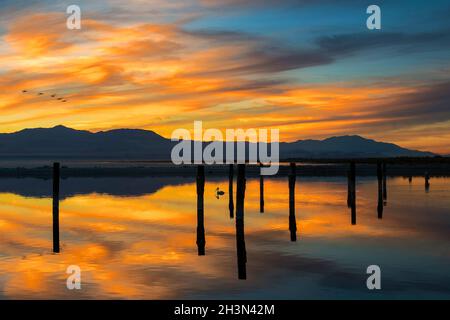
left=0, top=125, right=172, bottom=160
left=280, top=135, right=435, bottom=158
left=0, top=125, right=435, bottom=160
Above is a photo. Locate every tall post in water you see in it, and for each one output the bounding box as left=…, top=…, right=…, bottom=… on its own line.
left=382, top=162, right=387, bottom=205
left=228, top=164, right=234, bottom=219
left=235, top=164, right=247, bottom=280
left=52, top=162, right=60, bottom=253
left=377, top=161, right=383, bottom=219
left=425, top=172, right=430, bottom=191
left=347, top=169, right=351, bottom=208
left=259, top=163, right=264, bottom=213
left=289, top=162, right=297, bottom=241
left=196, top=165, right=206, bottom=256
left=350, top=162, right=356, bottom=225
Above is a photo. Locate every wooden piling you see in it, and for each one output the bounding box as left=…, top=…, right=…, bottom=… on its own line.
left=382, top=162, right=387, bottom=204
left=289, top=162, right=297, bottom=241
left=236, top=164, right=247, bottom=279
left=425, top=172, right=430, bottom=191
left=290, top=162, right=297, bottom=177
left=228, top=164, right=234, bottom=219
left=347, top=170, right=351, bottom=208
left=259, top=163, right=264, bottom=213
left=52, top=162, right=60, bottom=253
left=196, top=165, right=206, bottom=256
left=236, top=216, right=247, bottom=280
left=236, top=164, right=246, bottom=219
left=350, top=162, right=356, bottom=225
left=377, top=161, right=383, bottom=219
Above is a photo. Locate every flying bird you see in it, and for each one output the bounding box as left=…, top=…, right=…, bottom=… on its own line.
left=22, top=90, right=27, bottom=93
left=57, top=97, right=63, bottom=100
left=51, top=94, right=56, bottom=97
left=38, top=92, right=44, bottom=95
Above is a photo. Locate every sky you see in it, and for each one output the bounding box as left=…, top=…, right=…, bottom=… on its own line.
left=0, top=0, right=449, bottom=153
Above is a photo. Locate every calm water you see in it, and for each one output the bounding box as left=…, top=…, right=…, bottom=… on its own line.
left=0, top=176, right=449, bottom=299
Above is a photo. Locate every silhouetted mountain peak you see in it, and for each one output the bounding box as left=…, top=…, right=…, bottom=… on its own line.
left=281, top=134, right=435, bottom=158
left=324, top=135, right=370, bottom=142
left=291, top=135, right=370, bottom=145
left=52, top=125, right=72, bottom=130
left=96, top=129, right=167, bottom=142
left=99, top=128, right=163, bottom=138
left=15, top=125, right=89, bottom=136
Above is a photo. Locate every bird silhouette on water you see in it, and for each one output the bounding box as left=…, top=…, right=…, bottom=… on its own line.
left=215, top=187, right=225, bottom=199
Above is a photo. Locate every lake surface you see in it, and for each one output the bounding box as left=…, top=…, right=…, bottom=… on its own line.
left=0, top=176, right=449, bottom=299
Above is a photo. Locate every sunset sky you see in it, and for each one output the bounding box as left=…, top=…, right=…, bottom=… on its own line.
left=0, top=0, right=449, bottom=153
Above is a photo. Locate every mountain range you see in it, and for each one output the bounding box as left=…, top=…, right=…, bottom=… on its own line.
left=0, top=125, right=436, bottom=160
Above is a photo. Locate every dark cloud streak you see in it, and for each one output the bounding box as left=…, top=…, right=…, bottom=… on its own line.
left=183, top=26, right=450, bottom=78
left=317, top=30, right=450, bottom=57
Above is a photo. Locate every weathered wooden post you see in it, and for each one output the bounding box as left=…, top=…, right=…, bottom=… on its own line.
left=350, top=162, right=356, bottom=225
left=289, top=162, right=297, bottom=241
left=236, top=164, right=246, bottom=219
left=53, top=162, right=60, bottom=253
left=347, top=169, right=351, bottom=208
left=377, top=161, right=383, bottom=219
left=408, top=176, right=413, bottom=183
left=425, top=172, right=430, bottom=191
left=196, top=165, right=206, bottom=256
left=228, top=164, right=234, bottom=219
left=259, top=163, right=264, bottom=213
left=236, top=164, right=247, bottom=280
left=382, top=162, right=387, bottom=205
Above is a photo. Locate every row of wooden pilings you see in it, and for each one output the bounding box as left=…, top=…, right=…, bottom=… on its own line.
left=196, top=163, right=296, bottom=280
left=50, top=160, right=265, bottom=277
left=348, top=161, right=387, bottom=225
left=197, top=164, right=248, bottom=279
left=50, top=160, right=433, bottom=279
left=53, top=162, right=60, bottom=253
left=194, top=161, right=433, bottom=279
left=348, top=161, right=431, bottom=225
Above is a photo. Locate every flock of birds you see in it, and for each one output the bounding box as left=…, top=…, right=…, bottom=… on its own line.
left=21, top=90, right=68, bottom=103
